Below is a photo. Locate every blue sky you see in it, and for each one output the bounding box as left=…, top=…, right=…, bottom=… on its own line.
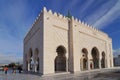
left=0, top=0, right=120, bottom=64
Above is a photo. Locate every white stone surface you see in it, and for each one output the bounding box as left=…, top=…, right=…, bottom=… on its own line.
left=23, top=7, right=114, bottom=75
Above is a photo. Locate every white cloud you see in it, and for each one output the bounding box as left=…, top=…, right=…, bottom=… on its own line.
left=0, top=0, right=31, bottom=39
left=79, top=0, right=94, bottom=15
left=0, top=0, right=31, bottom=64
left=93, top=0, right=120, bottom=29
left=83, top=0, right=117, bottom=28
left=0, top=53, right=23, bottom=64
left=62, top=0, right=79, bottom=11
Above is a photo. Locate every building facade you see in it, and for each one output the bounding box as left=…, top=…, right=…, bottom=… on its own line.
left=23, top=7, right=113, bottom=75
left=114, top=55, right=120, bottom=66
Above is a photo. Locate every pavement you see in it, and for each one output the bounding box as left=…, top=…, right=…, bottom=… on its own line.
left=0, top=67, right=120, bottom=80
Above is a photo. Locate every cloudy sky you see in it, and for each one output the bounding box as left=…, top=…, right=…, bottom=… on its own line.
left=0, top=0, right=120, bottom=64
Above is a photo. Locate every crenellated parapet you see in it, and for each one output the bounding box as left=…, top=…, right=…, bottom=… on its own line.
left=43, top=7, right=68, bottom=21
left=42, top=7, right=106, bottom=37
left=32, top=7, right=108, bottom=37
left=71, top=16, right=108, bottom=37
left=24, top=9, right=43, bottom=42
left=25, top=7, right=109, bottom=42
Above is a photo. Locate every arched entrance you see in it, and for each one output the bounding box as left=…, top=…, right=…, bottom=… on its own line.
left=35, top=48, right=39, bottom=72
left=91, top=47, right=99, bottom=69
left=29, top=48, right=34, bottom=71
left=101, top=52, right=105, bottom=68
left=37, top=58, right=39, bottom=71
left=26, top=60, right=28, bottom=71
left=80, top=48, right=88, bottom=71
left=55, top=46, right=67, bottom=72
left=83, top=58, right=87, bottom=69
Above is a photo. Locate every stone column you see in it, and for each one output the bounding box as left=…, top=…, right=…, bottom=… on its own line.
left=99, top=58, right=101, bottom=69
left=88, top=59, right=90, bottom=70
left=105, top=59, right=107, bottom=68
left=66, top=59, right=68, bottom=72
left=33, top=57, right=37, bottom=72
left=34, top=62, right=37, bottom=72
left=28, top=61, right=30, bottom=71
left=68, top=18, right=74, bottom=73
left=87, top=52, right=91, bottom=70
left=110, top=43, right=114, bottom=67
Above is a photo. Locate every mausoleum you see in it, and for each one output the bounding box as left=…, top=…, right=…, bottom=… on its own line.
left=23, top=7, right=113, bottom=75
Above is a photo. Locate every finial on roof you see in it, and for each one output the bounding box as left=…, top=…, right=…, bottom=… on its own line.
left=66, top=10, right=72, bottom=19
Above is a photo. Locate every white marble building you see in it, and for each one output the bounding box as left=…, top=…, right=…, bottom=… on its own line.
left=23, top=7, right=113, bottom=75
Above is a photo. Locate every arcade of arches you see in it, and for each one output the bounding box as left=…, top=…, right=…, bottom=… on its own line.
left=26, top=48, right=39, bottom=72
left=80, top=47, right=106, bottom=71
left=54, top=46, right=106, bottom=72
left=25, top=46, right=106, bottom=73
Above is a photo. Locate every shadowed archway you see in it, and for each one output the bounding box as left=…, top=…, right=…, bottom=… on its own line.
left=55, top=45, right=67, bottom=72
left=80, top=48, right=88, bottom=71
left=101, top=52, right=105, bottom=68
left=26, top=48, right=33, bottom=71
left=29, top=48, right=33, bottom=71
left=91, top=47, right=99, bottom=69
left=35, top=48, right=39, bottom=72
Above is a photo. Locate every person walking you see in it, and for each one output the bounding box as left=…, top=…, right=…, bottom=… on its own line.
left=4, top=66, right=9, bottom=74
left=12, top=66, right=16, bottom=73
left=18, top=66, right=22, bottom=73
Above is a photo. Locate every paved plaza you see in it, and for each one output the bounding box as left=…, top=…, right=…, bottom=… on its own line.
left=0, top=68, right=120, bottom=80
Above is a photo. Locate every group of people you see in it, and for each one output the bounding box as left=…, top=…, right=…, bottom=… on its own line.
left=3, top=66, right=22, bottom=74
left=3, top=66, right=8, bottom=74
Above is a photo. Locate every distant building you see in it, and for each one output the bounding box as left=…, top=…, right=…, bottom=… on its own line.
left=114, top=55, right=120, bottom=66
left=0, top=64, right=3, bottom=67
left=23, top=7, right=114, bottom=75
left=0, top=64, right=7, bottom=67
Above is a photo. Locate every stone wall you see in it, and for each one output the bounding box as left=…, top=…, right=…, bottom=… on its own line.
left=23, top=7, right=113, bottom=75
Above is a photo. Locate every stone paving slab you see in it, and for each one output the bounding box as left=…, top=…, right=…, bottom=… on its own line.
left=0, top=68, right=120, bottom=80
